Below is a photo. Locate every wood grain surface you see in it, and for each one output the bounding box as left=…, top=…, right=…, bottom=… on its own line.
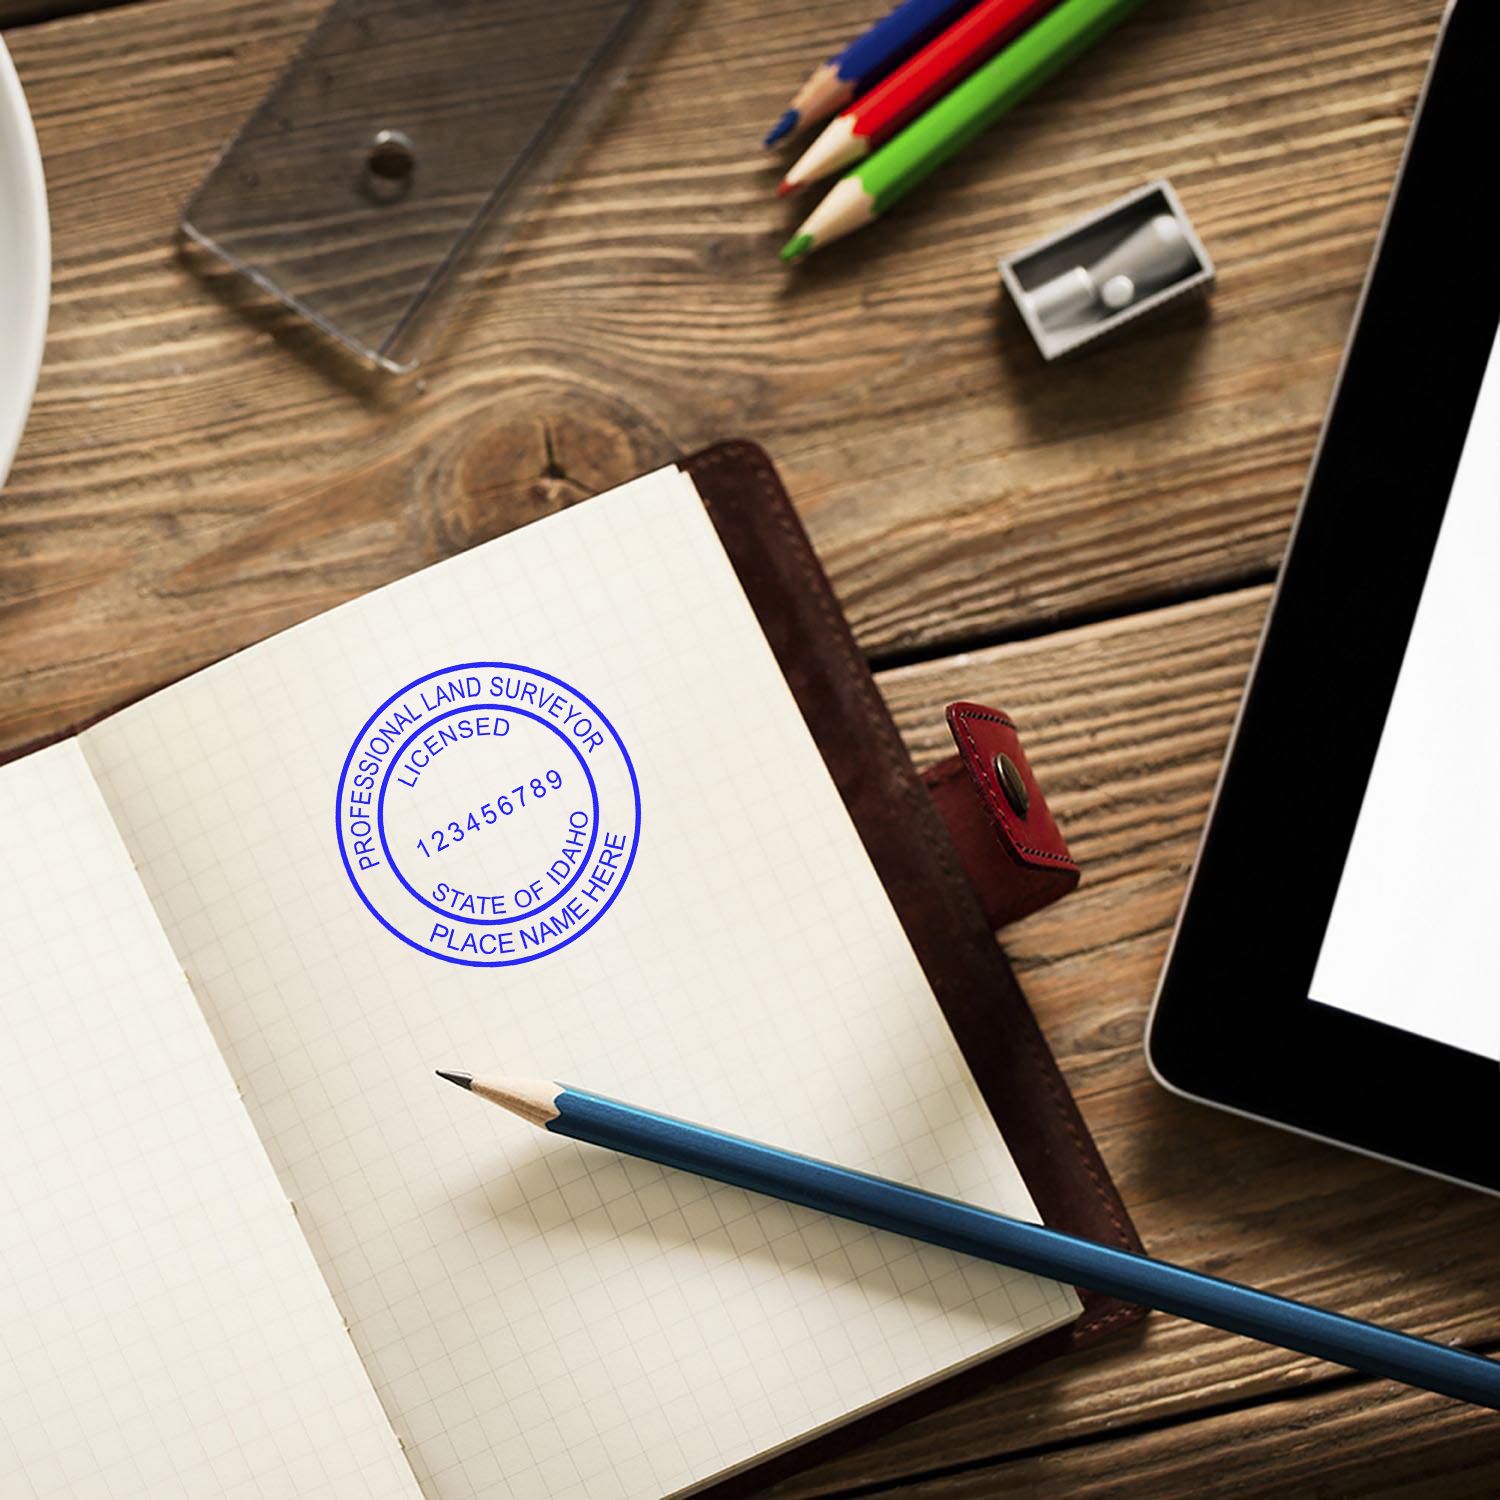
left=5, top=0, right=1496, bottom=1494
left=0, top=0, right=1443, bottom=754
left=764, top=587, right=1500, bottom=1496
left=871, top=1379, right=1500, bottom=1499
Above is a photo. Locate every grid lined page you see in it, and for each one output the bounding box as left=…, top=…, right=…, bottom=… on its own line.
left=82, top=468, right=1079, bottom=1500
left=0, top=741, right=422, bottom=1500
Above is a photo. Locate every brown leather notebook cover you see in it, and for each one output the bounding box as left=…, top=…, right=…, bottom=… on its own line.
left=683, top=440, right=1144, bottom=1493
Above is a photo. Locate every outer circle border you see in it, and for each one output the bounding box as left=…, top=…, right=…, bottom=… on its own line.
left=335, top=662, right=641, bottom=968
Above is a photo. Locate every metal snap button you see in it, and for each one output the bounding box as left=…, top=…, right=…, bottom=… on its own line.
left=994, top=752, right=1030, bottom=817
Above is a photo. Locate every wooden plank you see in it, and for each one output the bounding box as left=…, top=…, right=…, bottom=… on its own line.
left=1, top=0, right=1444, bottom=757
left=881, top=1379, right=1500, bottom=1498
left=763, top=586, right=1500, bottom=1495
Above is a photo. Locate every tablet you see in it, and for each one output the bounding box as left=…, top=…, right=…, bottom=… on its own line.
left=1147, top=0, right=1500, bottom=1195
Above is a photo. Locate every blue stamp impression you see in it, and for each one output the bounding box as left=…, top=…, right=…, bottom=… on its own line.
left=335, top=664, right=640, bottom=966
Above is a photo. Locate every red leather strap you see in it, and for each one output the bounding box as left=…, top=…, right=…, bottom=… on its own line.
left=923, top=702, right=1079, bottom=929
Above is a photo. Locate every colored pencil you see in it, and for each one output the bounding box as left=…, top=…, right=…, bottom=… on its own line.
left=764, top=0, right=981, bottom=148
left=780, top=0, right=1061, bottom=195
left=439, top=1070, right=1500, bottom=1411
left=781, top=0, right=1146, bottom=261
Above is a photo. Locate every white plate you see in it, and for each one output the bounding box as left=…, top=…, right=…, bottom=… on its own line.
left=0, top=37, right=49, bottom=487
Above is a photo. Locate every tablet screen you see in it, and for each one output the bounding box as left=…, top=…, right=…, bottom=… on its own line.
left=1309, top=325, right=1500, bottom=1060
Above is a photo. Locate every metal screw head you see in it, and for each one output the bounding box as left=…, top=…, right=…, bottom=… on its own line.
left=994, top=752, right=1030, bottom=817
left=367, top=129, right=416, bottom=180
left=363, top=129, right=416, bottom=201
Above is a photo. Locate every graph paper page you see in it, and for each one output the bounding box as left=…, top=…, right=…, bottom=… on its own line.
left=0, top=740, right=421, bottom=1500
left=82, top=467, right=1079, bottom=1500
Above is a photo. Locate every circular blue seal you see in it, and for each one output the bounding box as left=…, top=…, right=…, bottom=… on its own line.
left=335, top=664, right=640, bottom=966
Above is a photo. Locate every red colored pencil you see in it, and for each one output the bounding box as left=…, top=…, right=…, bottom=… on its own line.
left=779, top=0, right=1062, bottom=194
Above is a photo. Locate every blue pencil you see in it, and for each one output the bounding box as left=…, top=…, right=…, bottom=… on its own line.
left=438, top=1071, right=1500, bottom=1411
left=765, top=0, right=981, bottom=147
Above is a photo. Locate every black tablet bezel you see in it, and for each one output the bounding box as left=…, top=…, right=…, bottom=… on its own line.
left=1147, top=0, right=1500, bottom=1195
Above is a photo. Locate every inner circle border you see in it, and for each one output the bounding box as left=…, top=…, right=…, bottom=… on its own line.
left=377, top=702, right=601, bottom=926
left=335, top=662, right=641, bottom=968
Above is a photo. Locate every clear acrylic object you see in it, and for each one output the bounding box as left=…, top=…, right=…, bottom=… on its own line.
left=181, top=0, right=678, bottom=373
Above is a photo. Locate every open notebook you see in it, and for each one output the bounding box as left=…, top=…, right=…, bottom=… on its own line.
left=0, top=458, right=1083, bottom=1500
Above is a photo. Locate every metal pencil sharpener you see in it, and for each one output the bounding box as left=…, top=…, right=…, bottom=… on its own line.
left=999, top=179, right=1214, bottom=360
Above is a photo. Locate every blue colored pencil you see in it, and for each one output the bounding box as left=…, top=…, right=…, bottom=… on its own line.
left=765, top=0, right=982, bottom=147
left=438, top=1071, right=1500, bottom=1411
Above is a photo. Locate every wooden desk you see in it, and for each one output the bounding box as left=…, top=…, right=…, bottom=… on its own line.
left=4, top=0, right=1495, bottom=1492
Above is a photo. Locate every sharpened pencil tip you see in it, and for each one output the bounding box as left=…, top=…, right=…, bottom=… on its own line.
left=775, top=178, right=797, bottom=199
left=779, top=232, right=814, bottom=264
left=436, top=1070, right=474, bottom=1090
left=763, top=110, right=798, bottom=148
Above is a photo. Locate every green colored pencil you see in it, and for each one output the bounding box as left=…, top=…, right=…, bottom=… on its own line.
left=781, top=0, right=1148, bottom=262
